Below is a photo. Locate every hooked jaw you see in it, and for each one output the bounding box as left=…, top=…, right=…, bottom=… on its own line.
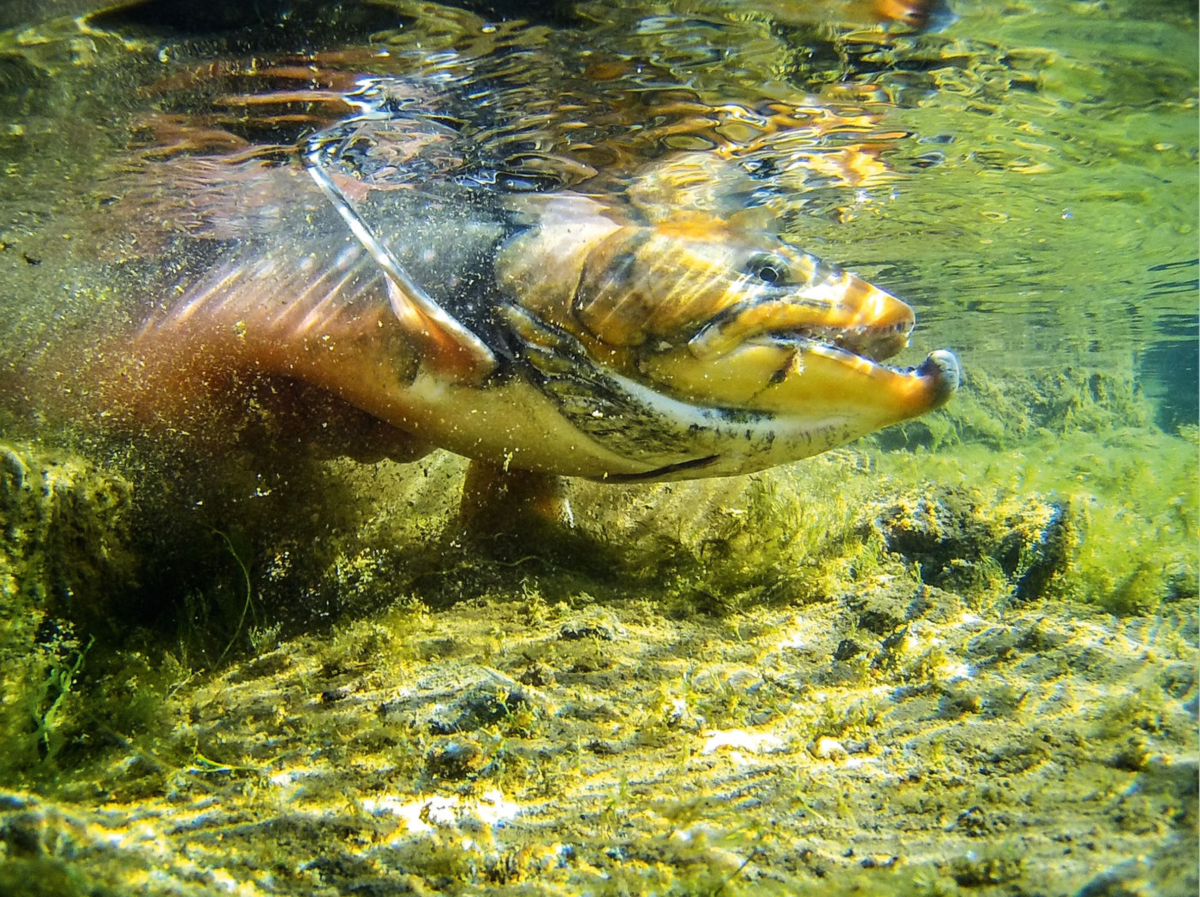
left=640, top=266, right=960, bottom=432
left=768, top=340, right=961, bottom=420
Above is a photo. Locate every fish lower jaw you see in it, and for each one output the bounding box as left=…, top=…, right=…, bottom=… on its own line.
left=780, top=341, right=960, bottom=419
left=754, top=330, right=958, bottom=395
left=912, top=349, right=960, bottom=409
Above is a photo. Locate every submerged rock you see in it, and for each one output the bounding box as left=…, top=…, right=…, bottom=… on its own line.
left=871, top=484, right=1075, bottom=602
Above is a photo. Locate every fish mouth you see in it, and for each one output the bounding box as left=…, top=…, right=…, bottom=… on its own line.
left=755, top=320, right=912, bottom=365
left=683, top=265, right=918, bottom=367
left=641, top=284, right=960, bottom=424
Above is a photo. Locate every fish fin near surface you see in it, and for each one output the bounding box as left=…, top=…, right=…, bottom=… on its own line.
left=124, top=232, right=423, bottom=434
left=135, top=235, right=392, bottom=367
left=305, top=152, right=498, bottom=386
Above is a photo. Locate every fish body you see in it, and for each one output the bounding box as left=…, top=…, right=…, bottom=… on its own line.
left=94, top=74, right=958, bottom=484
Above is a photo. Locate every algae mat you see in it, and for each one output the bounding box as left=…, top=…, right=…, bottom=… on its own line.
left=1, top=431, right=1195, bottom=896
left=0, top=0, right=1197, bottom=894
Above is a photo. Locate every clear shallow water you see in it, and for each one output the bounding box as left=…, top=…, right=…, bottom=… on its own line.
left=0, top=1, right=1196, bottom=894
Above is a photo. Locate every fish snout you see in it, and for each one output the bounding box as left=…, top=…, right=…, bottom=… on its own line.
left=914, top=348, right=960, bottom=410
left=823, top=273, right=915, bottom=361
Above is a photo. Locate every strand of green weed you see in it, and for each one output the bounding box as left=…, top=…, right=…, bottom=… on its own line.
left=214, top=530, right=254, bottom=671
left=36, top=635, right=94, bottom=760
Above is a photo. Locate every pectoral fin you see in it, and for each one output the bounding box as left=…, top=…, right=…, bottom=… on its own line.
left=384, top=278, right=496, bottom=385
left=305, top=150, right=497, bottom=385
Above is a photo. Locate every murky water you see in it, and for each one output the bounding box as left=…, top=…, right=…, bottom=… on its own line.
left=0, top=1, right=1195, bottom=894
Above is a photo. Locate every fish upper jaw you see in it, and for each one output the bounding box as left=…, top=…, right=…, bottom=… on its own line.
left=684, top=271, right=916, bottom=364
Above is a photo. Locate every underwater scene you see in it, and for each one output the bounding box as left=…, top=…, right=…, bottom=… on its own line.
left=0, top=0, right=1196, bottom=894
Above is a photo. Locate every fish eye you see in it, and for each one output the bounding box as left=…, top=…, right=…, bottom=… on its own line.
left=745, top=254, right=789, bottom=286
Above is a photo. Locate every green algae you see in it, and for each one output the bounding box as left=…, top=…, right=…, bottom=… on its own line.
left=0, top=394, right=1194, bottom=893
left=1, top=582, right=1193, bottom=894
left=0, top=446, right=138, bottom=776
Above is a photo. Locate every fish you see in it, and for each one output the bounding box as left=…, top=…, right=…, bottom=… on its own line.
left=7, top=68, right=959, bottom=523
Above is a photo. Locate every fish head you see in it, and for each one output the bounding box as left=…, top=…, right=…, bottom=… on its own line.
left=583, top=217, right=955, bottom=419
left=499, top=200, right=958, bottom=477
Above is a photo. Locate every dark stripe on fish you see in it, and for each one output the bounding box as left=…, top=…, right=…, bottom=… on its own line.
left=600, top=455, right=720, bottom=482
